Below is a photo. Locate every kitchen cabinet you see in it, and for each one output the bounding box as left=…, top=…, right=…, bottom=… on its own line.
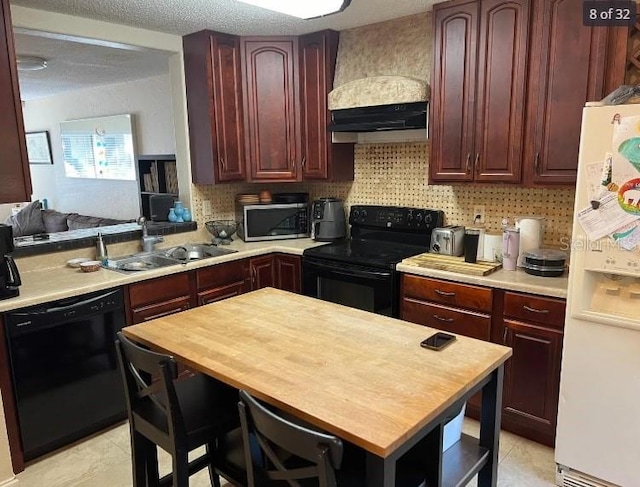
left=183, top=30, right=246, bottom=184
left=500, top=291, right=565, bottom=446
left=275, top=254, right=301, bottom=293
left=242, top=37, right=299, bottom=181
left=0, top=0, right=32, bottom=203
left=250, top=254, right=302, bottom=292
left=523, top=0, right=625, bottom=184
left=399, top=273, right=567, bottom=446
left=430, top=0, right=529, bottom=183
left=127, top=272, right=196, bottom=324
left=430, top=0, right=626, bottom=186
left=298, top=31, right=354, bottom=182
left=196, top=259, right=250, bottom=305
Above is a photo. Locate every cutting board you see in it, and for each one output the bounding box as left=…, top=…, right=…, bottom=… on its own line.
left=402, top=253, right=502, bottom=276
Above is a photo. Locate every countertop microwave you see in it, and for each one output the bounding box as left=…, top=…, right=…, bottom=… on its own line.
left=236, top=202, right=309, bottom=242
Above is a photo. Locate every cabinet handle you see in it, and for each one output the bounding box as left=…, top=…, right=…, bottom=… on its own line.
left=465, top=153, right=471, bottom=173
left=534, top=153, right=540, bottom=175
left=475, top=153, right=480, bottom=174
left=301, top=156, right=306, bottom=168
left=291, top=159, right=296, bottom=170
left=220, top=158, right=226, bottom=170
left=252, top=267, right=257, bottom=286
left=434, top=289, right=456, bottom=297
left=523, top=305, right=549, bottom=314
left=433, top=314, right=454, bottom=323
left=503, top=327, right=508, bottom=344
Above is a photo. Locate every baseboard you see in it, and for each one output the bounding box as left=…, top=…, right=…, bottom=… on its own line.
left=0, top=477, right=18, bottom=487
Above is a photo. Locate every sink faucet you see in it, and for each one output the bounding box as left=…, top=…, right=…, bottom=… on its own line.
left=138, top=216, right=164, bottom=253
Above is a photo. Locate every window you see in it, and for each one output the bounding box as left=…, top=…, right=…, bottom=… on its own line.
left=60, top=114, right=136, bottom=180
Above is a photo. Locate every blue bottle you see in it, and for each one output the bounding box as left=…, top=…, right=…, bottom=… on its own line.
left=182, top=208, right=192, bottom=222
left=167, top=207, right=178, bottom=222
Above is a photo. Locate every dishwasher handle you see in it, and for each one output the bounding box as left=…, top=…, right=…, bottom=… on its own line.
left=5, top=288, right=124, bottom=336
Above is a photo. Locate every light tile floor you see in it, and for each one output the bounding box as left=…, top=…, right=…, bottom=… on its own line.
left=14, top=419, right=556, bottom=486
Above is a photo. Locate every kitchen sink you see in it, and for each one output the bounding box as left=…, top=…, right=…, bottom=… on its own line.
left=106, top=244, right=237, bottom=273
left=160, top=244, right=237, bottom=262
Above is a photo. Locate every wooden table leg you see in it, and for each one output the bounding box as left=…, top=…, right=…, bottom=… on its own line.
left=366, top=452, right=396, bottom=487
left=478, top=365, right=504, bottom=487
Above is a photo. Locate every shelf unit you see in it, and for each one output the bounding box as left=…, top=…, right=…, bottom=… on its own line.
left=136, top=154, right=178, bottom=220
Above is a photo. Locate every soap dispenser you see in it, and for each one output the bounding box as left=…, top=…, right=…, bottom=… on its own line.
left=96, top=232, right=108, bottom=264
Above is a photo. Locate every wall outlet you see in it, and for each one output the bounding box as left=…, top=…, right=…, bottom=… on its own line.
left=473, top=205, right=485, bottom=224
left=203, top=200, right=212, bottom=216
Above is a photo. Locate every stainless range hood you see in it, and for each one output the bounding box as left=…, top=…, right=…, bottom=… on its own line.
left=328, top=75, right=429, bottom=141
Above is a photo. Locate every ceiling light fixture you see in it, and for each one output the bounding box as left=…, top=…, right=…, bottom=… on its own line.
left=236, top=0, right=351, bottom=19
left=16, top=56, right=48, bottom=71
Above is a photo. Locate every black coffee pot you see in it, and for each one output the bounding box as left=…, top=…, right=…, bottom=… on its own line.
left=0, top=224, right=21, bottom=300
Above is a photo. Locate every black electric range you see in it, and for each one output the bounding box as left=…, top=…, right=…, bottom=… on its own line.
left=302, top=205, right=444, bottom=316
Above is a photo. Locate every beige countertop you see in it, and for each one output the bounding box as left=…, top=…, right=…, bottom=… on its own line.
left=0, top=236, right=325, bottom=312
left=396, top=262, right=568, bottom=299
left=2, top=230, right=568, bottom=313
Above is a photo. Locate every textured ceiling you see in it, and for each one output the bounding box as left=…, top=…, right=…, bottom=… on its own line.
left=10, top=0, right=436, bottom=36
left=11, top=0, right=441, bottom=100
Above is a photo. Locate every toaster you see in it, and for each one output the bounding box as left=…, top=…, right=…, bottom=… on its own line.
left=430, top=226, right=465, bottom=256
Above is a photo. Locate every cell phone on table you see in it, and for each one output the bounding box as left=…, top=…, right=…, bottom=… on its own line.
left=420, top=332, right=456, bottom=351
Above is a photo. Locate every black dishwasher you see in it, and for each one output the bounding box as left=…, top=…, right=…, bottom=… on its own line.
left=5, top=288, right=127, bottom=460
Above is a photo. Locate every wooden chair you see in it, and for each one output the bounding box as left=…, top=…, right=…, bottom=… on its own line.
left=115, top=331, right=246, bottom=487
left=238, top=389, right=427, bottom=487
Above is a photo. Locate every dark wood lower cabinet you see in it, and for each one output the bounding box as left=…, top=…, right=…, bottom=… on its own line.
left=275, top=254, right=301, bottom=293
left=501, top=319, right=563, bottom=446
left=128, top=272, right=195, bottom=324
left=250, top=255, right=276, bottom=289
left=400, top=274, right=565, bottom=447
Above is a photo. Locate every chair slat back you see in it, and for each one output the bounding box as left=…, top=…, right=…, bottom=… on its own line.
left=239, top=390, right=343, bottom=487
left=115, top=332, right=184, bottom=438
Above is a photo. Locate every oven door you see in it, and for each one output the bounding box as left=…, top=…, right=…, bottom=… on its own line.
left=302, top=257, right=397, bottom=317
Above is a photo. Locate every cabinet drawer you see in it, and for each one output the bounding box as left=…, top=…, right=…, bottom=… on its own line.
left=129, top=272, right=192, bottom=308
left=402, top=275, right=493, bottom=313
left=401, top=298, right=491, bottom=341
left=196, top=259, right=248, bottom=290
left=131, top=296, right=191, bottom=324
left=504, top=292, right=566, bottom=329
left=197, top=281, right=246, bottom=305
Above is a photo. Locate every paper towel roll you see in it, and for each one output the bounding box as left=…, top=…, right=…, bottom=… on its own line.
left=482, top=232, right=502, bottom=262
left=516, top=216, right=544, bottom=267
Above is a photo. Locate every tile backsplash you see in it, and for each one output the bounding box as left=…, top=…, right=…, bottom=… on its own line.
left=191, top=142, right=575, bottom=248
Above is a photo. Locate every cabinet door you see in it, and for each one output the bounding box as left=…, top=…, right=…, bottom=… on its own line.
left=0, top=0, right=31, bottom=203
left=502, top=319, right=563, bottom=446
left=250, top=255, right=276, bottom=290
left=242, top=38, right=300, bottom=181
left=211, top=33, right=246, bottom=182
left=526, top=0, right=611, bottom=184
left=184, top=31, right=245, bottom=184
left=474, top=0, right=529, bottom=183
left=298, top=30, right=354, bottom=182
left=430, top=0, right=478, bottom=182
left=275, top=254, right=301, bottom=293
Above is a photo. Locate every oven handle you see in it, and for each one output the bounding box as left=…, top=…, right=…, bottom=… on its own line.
left=305, top=258, right=392, bottom=280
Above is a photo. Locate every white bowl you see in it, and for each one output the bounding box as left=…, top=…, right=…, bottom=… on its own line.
left=67, top=258, right=91, bottom=268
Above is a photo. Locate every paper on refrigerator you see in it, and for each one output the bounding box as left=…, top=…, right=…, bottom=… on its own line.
left=576, top=192, right=638, bottom=241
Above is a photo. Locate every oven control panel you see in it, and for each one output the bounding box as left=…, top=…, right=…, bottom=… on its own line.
left=349, top=205, right=444, bottom=231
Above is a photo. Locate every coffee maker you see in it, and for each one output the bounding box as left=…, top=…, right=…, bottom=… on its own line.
left=0, top=224, right=21, bottom=300
left=311, top=198, right=346, bottom=242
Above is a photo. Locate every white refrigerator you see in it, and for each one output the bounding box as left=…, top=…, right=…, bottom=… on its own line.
left=556, top=103, right=640, bottom=487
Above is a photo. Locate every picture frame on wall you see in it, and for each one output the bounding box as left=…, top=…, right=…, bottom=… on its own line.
left=25, top=131, right=53, bottom=165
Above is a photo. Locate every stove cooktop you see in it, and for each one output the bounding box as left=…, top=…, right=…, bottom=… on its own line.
left=304, top=238, right=429, bottom=269
left=303, top=205, right=444, bottom=269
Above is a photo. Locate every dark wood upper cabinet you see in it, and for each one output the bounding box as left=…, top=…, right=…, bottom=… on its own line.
left=242, top=37, right=300, bottom=181
left=431, top=0, right=528, bottom=183
left=524, top=0, right=625, bottom=185
left=299, top=31, right=354, bottom=182
left=430, top=0, right=478, bottom=182
left=474, top=0, right=529, bottom=183
left=431, top=0, right=626, bottom=186
left=183, top=30, right=245, bottom=184
left=0, top=0, right=32, bottom=203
